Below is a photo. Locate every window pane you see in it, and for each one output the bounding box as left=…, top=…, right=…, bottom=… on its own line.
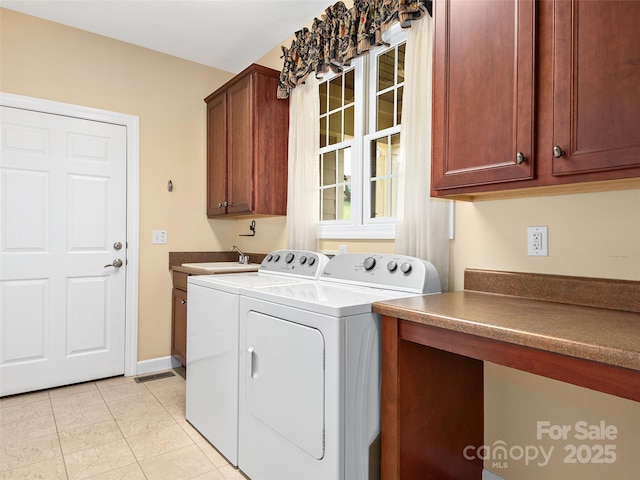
left=320, top=116, right=327, bottom=148
left=321, top=188, right=337, bottom=221
left=322, top=151, right=336, bottom=186
left=397, top=86, right=403, bottom=125
left=377, top=49, right=395, bottom=92
left=390, top=175, right=398, bottom=217
left=370, top=178, right=390, bottom=218
left=344, top=69, right=354, bottom=104
left=339, top=185, right=351, bottom=220
left=377, top=90, right=394, bottom=130
left=372, top=138, right=388, bottom=178
left=391, top=133, right=401, bottom=175
left=328, top=111, right=342, bottom=145
left=319, top=82, right=327, bottom=115
left=398, top=43, right=406, bottom=84
left=329, top=76, right=342, bottom=111
left=344, top=106, right=354, bottom=140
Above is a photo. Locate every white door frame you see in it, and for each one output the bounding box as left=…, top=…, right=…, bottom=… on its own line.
left=0, top=92, right=140, bottom=377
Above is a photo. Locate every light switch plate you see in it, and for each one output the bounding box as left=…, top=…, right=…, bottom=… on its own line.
left=152, top=230, right=167, bottom=244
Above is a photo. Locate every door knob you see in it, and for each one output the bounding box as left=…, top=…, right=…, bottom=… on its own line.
left=104, top=259, right=123, bottom=268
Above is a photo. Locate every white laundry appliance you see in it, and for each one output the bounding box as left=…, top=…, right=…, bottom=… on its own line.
left=237, top=253, right=441, bottom=480
left=185, top=250, right=329, bottom=466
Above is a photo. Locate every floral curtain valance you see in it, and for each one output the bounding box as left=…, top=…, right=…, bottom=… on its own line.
left=278, top=0, right=433, bottom=99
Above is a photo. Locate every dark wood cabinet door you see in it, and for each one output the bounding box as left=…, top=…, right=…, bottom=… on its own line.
left=171, top=287, right=187, bottom=367
left=552, top=0, right=640, bottom=176
left=431, top=0, right=535, bottom=193
left=227, top=74, right=254, bottom=215
left=206, top=93, right=228, bottom=217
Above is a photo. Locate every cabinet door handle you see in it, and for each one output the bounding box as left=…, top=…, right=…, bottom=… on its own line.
left=181, top=299, right=187, bottom=305
left=516, top=152, right=527, bottom=164
left=553, top=146, right=565, bottom=158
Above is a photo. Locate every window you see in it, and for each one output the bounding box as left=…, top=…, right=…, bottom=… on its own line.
left=318, top=25, right=407, bottom=239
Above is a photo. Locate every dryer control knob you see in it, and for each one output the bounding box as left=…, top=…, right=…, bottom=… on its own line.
left=308, top=257, right=316, bottom=266
left=387, top=261, right=398, bottom=272
left=363, top=256, right=376, bottom=271
left=266, top=254, right=273, bottom=262
left=285, top=253, right=295, bottom=263
left=273, top=253, right=281, bottom=262
left=299, top=255, right=307, bottom=265
left=400, top=262, right=412, bottom=274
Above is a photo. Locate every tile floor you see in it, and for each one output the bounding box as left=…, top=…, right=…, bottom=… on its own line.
left=0, top=370, right=247, bottom=480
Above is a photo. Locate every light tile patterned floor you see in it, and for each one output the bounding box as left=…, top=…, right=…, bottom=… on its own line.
left=0, top=370, right=247, bottom=480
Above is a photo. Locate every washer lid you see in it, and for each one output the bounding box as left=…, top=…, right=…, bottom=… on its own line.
left=240, top=281, right=416, bottom=317
left=188, top=272, right=312, bottom=294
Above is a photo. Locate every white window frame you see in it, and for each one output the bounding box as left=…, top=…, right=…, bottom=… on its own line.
left=318, top=23, right=407, bottom=240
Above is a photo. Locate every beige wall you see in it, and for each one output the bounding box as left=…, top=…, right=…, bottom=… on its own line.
left=0, top=8, right=240, bottom=361
left=3, top=7, right=639, bottom=478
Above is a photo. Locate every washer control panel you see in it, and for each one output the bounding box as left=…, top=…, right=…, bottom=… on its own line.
left=259, top=250, right=329, bottom=279
left=320, top=253, right=441, bottom=294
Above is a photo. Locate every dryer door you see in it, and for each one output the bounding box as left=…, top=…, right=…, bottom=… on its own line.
left=245, top=311, right=325, bottom=459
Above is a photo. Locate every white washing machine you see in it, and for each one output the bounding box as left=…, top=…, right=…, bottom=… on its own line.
left=237, top=253, right=441, bottom=480
left=186, top=250, right=329, bottom=466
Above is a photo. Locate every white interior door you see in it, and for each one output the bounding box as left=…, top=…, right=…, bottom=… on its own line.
left=0, top=105, right=127, bottom=396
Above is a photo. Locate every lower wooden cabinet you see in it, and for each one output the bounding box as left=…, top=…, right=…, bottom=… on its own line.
left=171, top=272, right=189, bottom=367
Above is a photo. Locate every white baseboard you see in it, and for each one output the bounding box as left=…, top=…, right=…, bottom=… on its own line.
left=483, top=469, right=505, bottom=480
left=135, top=356, right=182, bottom=376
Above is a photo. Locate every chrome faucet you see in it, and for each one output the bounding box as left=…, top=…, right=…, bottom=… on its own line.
left=232, top=245, right=249, bottom=264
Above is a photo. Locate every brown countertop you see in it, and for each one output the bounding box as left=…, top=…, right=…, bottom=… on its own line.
left=373, top=291, right=640, bottom=372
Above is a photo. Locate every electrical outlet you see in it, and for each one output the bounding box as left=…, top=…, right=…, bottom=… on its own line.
left=152, top=230, right=167, bottom=244
left=527, top=226, right=548, bottom=256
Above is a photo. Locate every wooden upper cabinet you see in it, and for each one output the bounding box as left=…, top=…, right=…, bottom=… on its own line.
left=552, top=0, right=640, bottom=176
left=431, top=0, right=536, bottom=193
left=205, top=64, right=289, bottom=217
left=431, top=0, right=640, bottom=198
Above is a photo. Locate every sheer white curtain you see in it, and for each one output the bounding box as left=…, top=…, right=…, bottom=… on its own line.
left=395, top=14, right=451, bottom=291
left=286, top=75, right=320, bottom=251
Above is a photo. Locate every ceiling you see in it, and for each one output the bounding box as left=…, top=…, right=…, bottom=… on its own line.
left=2, top=0, right=331, bottom=73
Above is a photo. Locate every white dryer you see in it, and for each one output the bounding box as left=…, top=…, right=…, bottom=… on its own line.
left=237, top=253, right=441, bottom=480
left=186, top=250, right=329, bottom=466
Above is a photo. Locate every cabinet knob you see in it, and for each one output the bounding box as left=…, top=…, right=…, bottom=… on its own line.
left=516, top=152, right=527, bottom=164
left=181, top=299, right=187, bottom=305
left=553, top=146, right=565, bottom=158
